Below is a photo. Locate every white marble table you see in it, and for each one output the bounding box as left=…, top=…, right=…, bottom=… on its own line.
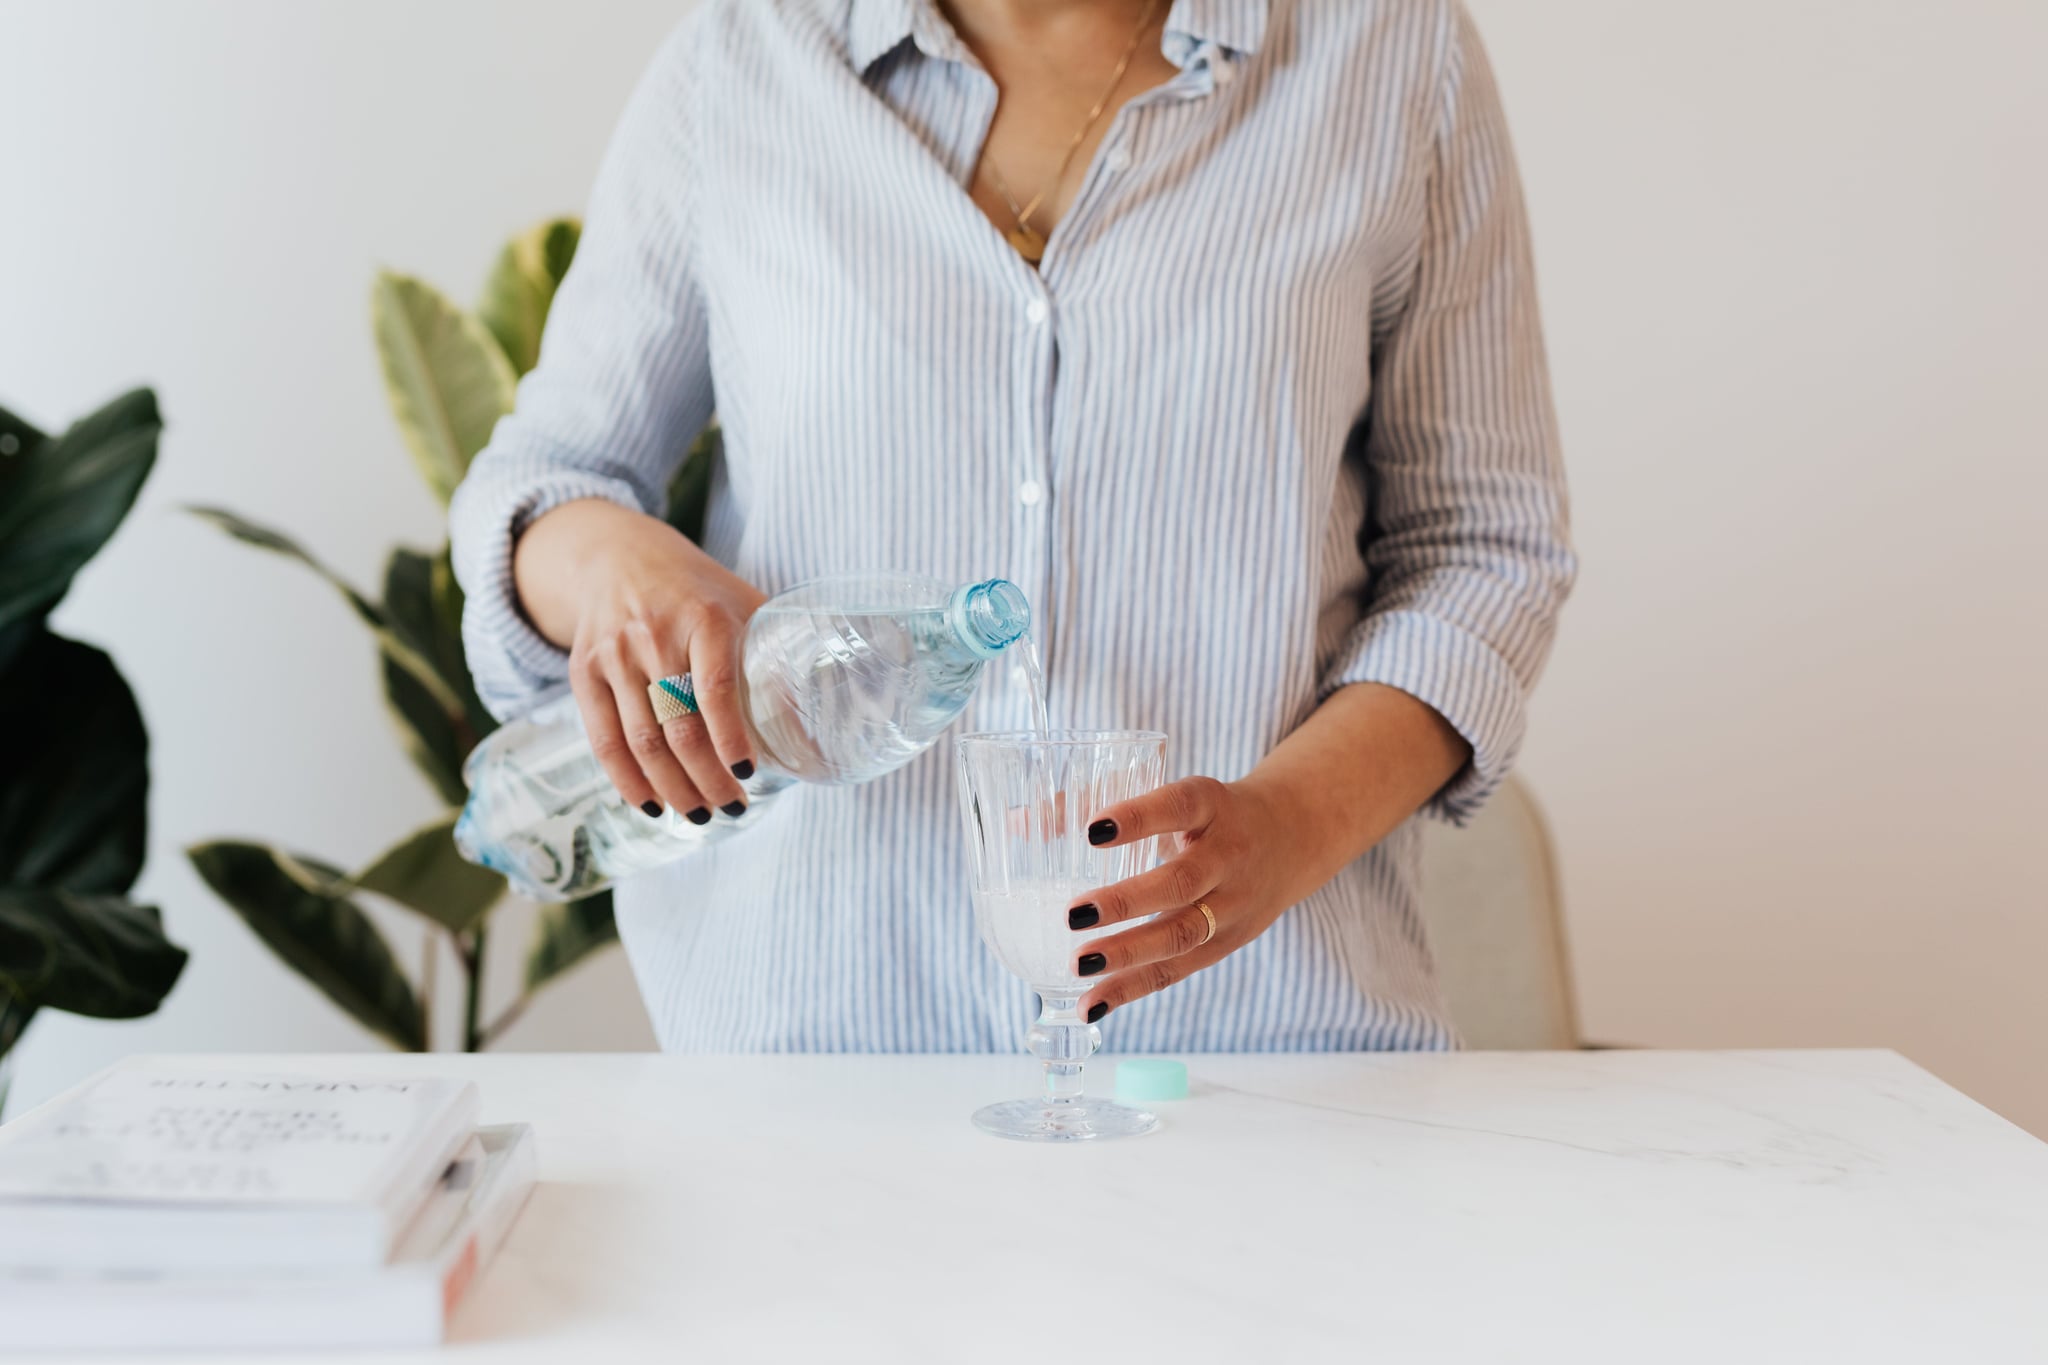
left=21, top=1050, right=2048, bottom=1363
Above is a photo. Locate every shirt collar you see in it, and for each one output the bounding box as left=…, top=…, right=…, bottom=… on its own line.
left=1163, top=0, right=1270, bottom=57
left=846, top=0, right=911, bottom=71
left=845, top=0, right=1270, bottom=73
left=846, top=0, right=951, bottom=71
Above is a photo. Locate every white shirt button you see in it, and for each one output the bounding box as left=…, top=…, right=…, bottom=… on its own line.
left=1104, top=145, right=1132, bottom=173
left=1017, top=479, right=1045, bottom=507
left=1024, top=298, right=1049, bottom=326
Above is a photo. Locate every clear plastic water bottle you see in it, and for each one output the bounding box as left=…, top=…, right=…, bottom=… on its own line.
left=453, top=574, right=1031, bottom=901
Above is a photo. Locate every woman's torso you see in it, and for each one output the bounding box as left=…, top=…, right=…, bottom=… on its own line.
left=617, top=0, right=1462, bottom=1052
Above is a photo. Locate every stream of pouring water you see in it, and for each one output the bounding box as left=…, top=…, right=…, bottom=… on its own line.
left=1015, top=632, right=1052, bottom=735
left=1009, top=632, right=1061, bottom=859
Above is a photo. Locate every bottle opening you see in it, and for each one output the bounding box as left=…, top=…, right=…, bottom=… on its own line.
left=952, top=579, right=1031, bottom=657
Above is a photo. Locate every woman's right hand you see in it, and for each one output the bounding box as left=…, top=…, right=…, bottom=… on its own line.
left=513, top=498, right=768, bottom=824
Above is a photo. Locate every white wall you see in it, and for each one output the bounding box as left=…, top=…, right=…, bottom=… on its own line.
left=5, top=1, right=2044, bottom=1132
left=1474, top=0, right=2048, bottom=1132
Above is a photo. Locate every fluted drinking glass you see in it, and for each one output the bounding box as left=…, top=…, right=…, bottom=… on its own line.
left=955, top=730, right=1167, bottom=1141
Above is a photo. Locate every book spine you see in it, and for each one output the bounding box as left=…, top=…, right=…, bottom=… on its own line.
left=441, top=1236, right=481, bottom=1319
left=372, top=1082, right=483, bottom=1257
left=433, top=1125, right=538, bottom=1332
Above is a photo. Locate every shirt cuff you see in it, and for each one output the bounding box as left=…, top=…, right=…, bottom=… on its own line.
left=450, top=468, right=652, bottom=722
left=1319, top=609, right=1529, bottom=826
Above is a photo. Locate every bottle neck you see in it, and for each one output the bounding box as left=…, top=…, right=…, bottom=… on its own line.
left=948, top=579, right=1030, bottom=658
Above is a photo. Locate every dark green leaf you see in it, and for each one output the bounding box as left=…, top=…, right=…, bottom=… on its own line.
left=665, top=423, right=720, bottom=545
left=0, top=996, right=31, bottom=1060
left=186, top=506, right=467, bottom=720
left=381, top=654, right=468, bottom=806
left=382, top=549, right=435, bottom=635
left=0, top=889, right=186, bottom=1019
left=382, top=548, right=460, bottom=692
left=350, top=814, right=504, bottom=934
left=0, top=404, right=44, bottom=457
left=541, top=220, right=579, bottom=290
left=0, top=630, right=148, bottom=895
left=430, top=550, right=497, bottom=742
left=0, top=615, right=35, bottom=674
left=524, top=892, right=617, bottom=991
left=372, top=272, right=517, bottom=504
left=384, top=547, right=493, bottom=743
left=380, top=547, right=475, bottom=804
left=187, top=841, right=425, bottom=1051
left=476, top=217, right=581, bottom=376
left=0, top=389, right=158, bottom=634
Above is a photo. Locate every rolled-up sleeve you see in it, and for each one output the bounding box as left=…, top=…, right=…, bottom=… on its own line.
left=449, top=21, right=714, bottom=721
left=1320, top=2, right=1577, bottom=824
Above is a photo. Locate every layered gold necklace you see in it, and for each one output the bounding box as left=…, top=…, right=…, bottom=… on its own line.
left=978, top=0, right=1160, bottom=265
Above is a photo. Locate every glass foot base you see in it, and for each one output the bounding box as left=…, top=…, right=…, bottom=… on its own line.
left=971, top=1097, right=1160, bottom=1142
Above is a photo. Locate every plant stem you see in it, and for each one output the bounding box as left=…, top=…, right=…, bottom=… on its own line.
left=462, top=927, right=487, bottom=1053
left=419, top=928, right=440, bottom=1049
left=479, top=992, right=533, bottom=1050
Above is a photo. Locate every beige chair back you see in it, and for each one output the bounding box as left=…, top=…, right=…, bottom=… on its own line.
left=1418, top=775, right=1578, bottom=1050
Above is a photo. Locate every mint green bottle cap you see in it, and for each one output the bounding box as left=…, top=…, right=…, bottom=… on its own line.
left=1115, top=1058, right=1188, bottom=1102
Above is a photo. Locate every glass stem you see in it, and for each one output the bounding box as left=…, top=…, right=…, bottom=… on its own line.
left=1029, top=994, right=1096, bottom=1106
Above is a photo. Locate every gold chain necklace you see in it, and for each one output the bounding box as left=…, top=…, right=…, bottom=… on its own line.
left=979, top=0, right=1160, bottom=265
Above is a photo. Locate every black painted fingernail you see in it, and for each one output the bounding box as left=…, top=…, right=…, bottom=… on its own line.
left=1088, top=819, right=1118, bottom=846
left=1078, top=952, right=1107, bottom=977
left=731, top=759, right=755, bottom=781
left=1068, top=904, right=1100, bottom=930
left=640, top=801, right=663, bottom=818
left=1087, top=1002, right=1109, bottom=1024
left=686, top=806, right=712, bottom=826
left=721, top=800, right=747, bottom=818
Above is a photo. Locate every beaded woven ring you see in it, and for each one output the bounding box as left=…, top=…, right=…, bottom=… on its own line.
left=648, top=673, right=698, bottom=724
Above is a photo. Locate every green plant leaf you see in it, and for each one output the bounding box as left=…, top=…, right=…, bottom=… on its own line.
left=0, top=630, right=148, bottom=895
left=187, top=841, right=425, bottom=1050
left=385, top=548, right=480, bottom=720
left=0, top=404, right=43, bottom=457
left=380, top=654, right=468, bottom=807
left=0, top=389, right=159, bottom=634
left=350, top=814, right=504, bottom=935
left=187, top=506, right=468, bottom=721
left=0, top=889, right=186, bottom=1019
left=476, top=217, right=581, bottom=376
left=666, top=423, right=720, bottom=545
left=0, top=996, right=31, bottom=1061
left=524, top=892, right=618, bottom=991
left=0, top=616, right=35, bottom=675
left=188, top=504, right=387, bottom=630
left=372, top=272, right=517, bottom=505
left=380, top=548, right=476, bottom=804
left=431, top=550, right=496, bottom=742
left=376, top=544, right=491, bottom=802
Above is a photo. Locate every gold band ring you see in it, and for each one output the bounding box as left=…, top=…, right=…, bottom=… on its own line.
left=1193, top=900, right=1217, bottom=947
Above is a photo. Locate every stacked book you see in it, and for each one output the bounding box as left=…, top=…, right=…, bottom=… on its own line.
left=0, top=1064, right=536, bottom=1351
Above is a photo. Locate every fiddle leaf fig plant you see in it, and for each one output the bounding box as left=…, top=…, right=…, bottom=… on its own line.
left=371, top=275, right=517, bottom=505
left=476, top=217, right=581, bottom=376
left=0, top=389, right=189, bottom=1099
left=187, top=216, right=716, bottom=1051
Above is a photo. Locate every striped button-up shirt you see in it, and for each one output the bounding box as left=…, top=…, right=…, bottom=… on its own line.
left=450, top=0, right=1575, bottom=1052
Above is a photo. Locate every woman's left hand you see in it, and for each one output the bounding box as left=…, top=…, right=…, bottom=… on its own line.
left=1066, top=774, right=1325, bottom=1024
